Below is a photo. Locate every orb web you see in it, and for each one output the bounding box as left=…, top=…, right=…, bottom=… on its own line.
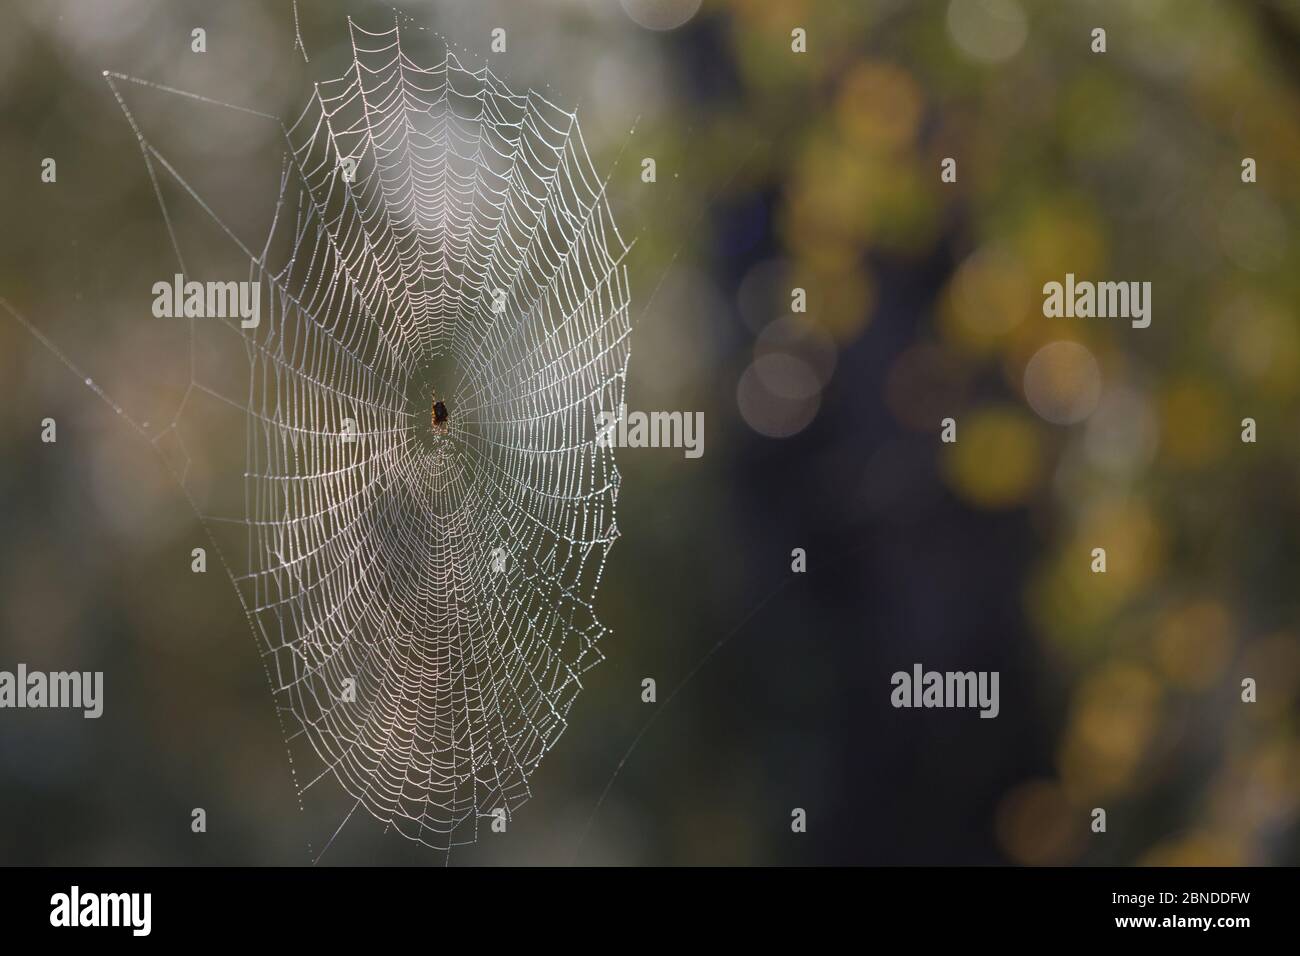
left=108, top=19, right=632, bottom=851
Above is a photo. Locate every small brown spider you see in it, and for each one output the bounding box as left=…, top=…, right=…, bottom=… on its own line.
left=431, top=394, right=449, bottom=436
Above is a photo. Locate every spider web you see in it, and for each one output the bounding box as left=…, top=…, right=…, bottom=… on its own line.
left=105, top=18, right=632, bottom=852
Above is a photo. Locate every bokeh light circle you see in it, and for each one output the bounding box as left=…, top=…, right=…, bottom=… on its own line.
left=619, top=0, right=703, bottom=32
left=1084, top=384, right=1158, bottom=476
left=947, top=0, right=1029, bottom=64
left=1023, top=340, right=1102, bottom=425
left=737, top=357, right=821, bottom=438
left=943, top=405, right=1042, bottom=508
